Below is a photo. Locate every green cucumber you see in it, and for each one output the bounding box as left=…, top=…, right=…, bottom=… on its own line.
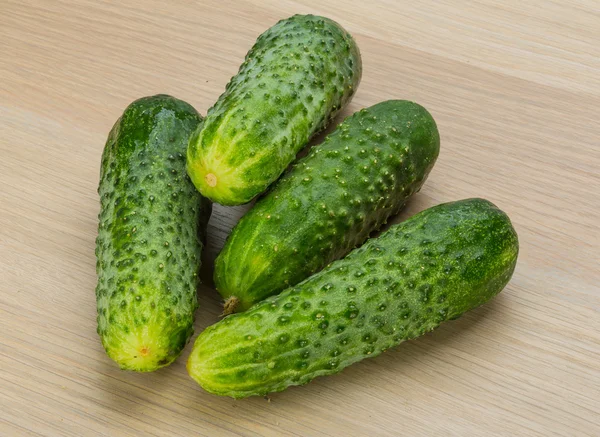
left=215, top=100, right=440, bottom=313
left=188, top=199, right=518, bottom=398
left=187, top=14, right=362, bottom=205
left=96, top=95, right=212, bottom=372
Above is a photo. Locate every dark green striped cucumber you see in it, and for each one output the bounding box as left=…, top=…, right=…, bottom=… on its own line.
left=96, top=95, right=212, bottom=372
left=188, top=199, right=518, bottom=398
left=215, top=100, right=440, bottom=313
left=187, top=14, right=362, bottom=205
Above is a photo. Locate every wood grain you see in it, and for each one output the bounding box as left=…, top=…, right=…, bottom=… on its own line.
left=1, top=1, right=599, bottom=435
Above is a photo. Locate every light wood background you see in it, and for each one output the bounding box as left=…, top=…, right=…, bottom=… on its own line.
left=1, top=1, right=599, bottom=436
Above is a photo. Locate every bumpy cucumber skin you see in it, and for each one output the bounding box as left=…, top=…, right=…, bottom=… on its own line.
left=96, top=95, right=212, bottom=372
left=215, top=100, right=440, bottom=312
left=188, top=199, right=518, bottom=398
left=187, top=14, right=362, bottom=205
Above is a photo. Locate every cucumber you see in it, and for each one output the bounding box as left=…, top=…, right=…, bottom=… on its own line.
left=96, top=95, right=212, bottom=372
left=187, top=14, right=362, bottom=205
left=215, top=100, right=440, bottom=313
left=188, top=199, right=518, bottom=398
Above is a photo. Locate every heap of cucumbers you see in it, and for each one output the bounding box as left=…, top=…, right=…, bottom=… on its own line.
left=96, top=14, right=519, bottom=398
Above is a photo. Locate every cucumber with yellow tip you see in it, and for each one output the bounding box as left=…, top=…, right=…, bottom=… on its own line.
left=188, top=199, right=519, bottom=398
left=96, top=95, right=212, bottom=372
left=187, top=14, right=362, bottom=205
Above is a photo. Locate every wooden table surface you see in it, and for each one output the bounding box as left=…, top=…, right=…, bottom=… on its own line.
left=2, top=1, right=599, bottom=436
